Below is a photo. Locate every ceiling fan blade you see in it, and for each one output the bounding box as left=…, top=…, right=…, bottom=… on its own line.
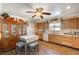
left=32, top=15, right=36, bottom=18
left=42, top=12, right=51, bottom=15
left=40, top=15, right=43, bottom=19
left=26, top=11, right=36, bottom=13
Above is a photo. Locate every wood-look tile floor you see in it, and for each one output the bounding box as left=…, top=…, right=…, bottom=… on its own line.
left=1, top=40, right=79, bottom=55
left=38, top=40, right=79, bottom=55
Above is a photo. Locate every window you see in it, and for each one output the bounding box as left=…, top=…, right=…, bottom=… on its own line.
left=49, top=23, right=61, bottom=31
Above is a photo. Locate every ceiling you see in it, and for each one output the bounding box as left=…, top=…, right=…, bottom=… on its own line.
left=1, top=3, right=79, bottom=22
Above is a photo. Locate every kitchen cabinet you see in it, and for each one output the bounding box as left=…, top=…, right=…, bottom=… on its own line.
left=36, top=22, right=48, bottom=40
left=0, top=40, right=2, bottom=51
left=22, top=23, right=27, bottom=35
left=48, top=34, right=54, bottom=42
left=48, top=34, right=79, bottom=49
left=11, top=19, right=18, bottom=40
left=11, top=39, right=19, bottom=49
left=36, top=31, right=43, bottom=40
left=0, top=18, right=27, bottom=53
left=36, top=22, right=48, bottom=29
left=62, top=18, right=78, bottom=29
left=0, top=20, right=2, bottom=51
left=61, top=36, right=72, bottom=46
left=71, top=37, right=79, bottom=49
left=1, top=19, right=11, bottom=50
left=48, top=34, right=62, bottom=44
left=77, top=18, right=79, bottom=29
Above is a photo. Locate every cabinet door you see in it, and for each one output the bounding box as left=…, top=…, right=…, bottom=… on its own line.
left=11, top=40, right=17, bottom=49
left=2, top=39, right=9, bottom=50
left=38, top=23, right=43, bottom=29
left=2, top=22, right=9, bottom=38
left=0, top=20, right=1, bottom=39
left=52, top=35, right=58, bottom=43
left=37, top=31, right=43, bottom=40
left=48, top=35, right=58, bottom=43
left=70, top=18, right=78, bottom=29
left=22, top=24, right=26, bottom=35
left=61, top=36, right=72, bottom=46
left=71, top=37, right=79, bottom=49
left=37, top=22, right=48, bottom=29
left=62, top=19, right=70, bottom=29
left=0, top=40, right=2, bottom=51
left=48, top=34, right=53, bottom=42
left=62, top=18, right=78, bottom=29
left=55, top=35, right=62, bottom=44
left=78, top=18, right=79, bottom=29
left=11, top=23, right=17, bottom=39
left=18, top=24, right=22, bottom=35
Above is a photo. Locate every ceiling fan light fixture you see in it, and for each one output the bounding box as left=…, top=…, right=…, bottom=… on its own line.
left=36, top=12, right=42, bottom=16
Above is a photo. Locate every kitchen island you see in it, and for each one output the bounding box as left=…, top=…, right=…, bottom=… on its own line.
left=19, top=35, right=39, bottom=54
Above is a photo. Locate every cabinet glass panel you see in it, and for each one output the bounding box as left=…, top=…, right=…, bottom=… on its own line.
left=23, top=25, right=26, bottom=34
left=0, top=20, right=1, bottom=39
left=18, top=24, right=22, bottom=35
left=3, top=22, right=9, bottom=37
left=11, top=23, right=17, bottom=37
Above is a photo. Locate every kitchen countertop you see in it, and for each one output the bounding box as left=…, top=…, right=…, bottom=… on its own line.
left=19, top=35, right=39, bottom=43
left=48, top=33, right=79, bottom=37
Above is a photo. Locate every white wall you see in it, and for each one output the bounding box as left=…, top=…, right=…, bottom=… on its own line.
left=0, top=3, right=2, bottom=11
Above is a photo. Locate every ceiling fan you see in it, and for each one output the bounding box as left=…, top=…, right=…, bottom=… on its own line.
left=26, top=7, right=51, bottom=19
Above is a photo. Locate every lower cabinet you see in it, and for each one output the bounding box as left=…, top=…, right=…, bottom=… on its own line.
left=36, top=31, right=43, bottom=40
left=61, top=36, right=72, bottom=46
left=11, top=40, right=17, bottom=49
left=71, top=37, right=79, bottom=49
left=48, top=34, right=62, bottom=44
left=48, top=34, right=79, bottom=49
left=0, top=40, right=2, bottom=51
left=0, top=39, right=19, bottom=53
left=11, top=39, right=19, bottom=49
left=2, top=39, right=10, bottom=50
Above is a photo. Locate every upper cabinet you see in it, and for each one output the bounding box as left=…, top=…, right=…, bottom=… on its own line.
left=77, top=18, right=79, bottom=29
left=36, top=22, right=48, bottom=29
left=61, top=18, right=78, bottom=29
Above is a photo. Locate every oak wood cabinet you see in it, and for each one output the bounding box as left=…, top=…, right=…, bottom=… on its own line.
left=77, top=18, right=79, bottom=29
left=0, top=40, right=2, bottom=51
left=36, top=22, right=48, bottom=29
left=36, top=22, right=48, bottom=40
left=71, top=37, right=79, bottom=49
left=48, top=34, right=62, bottom=44
left=61, top=36, right=72, bottom=46
left=0, top=18, right=27, bottom=53
left=1, top=19, right=11, bottom=50
left=48, top=34, right=79, bottom=49
left=36, top=31, right=43, bottom=40
left=62, top=18, right=78, bottom=29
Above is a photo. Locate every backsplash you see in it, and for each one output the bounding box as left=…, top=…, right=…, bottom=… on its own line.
left=59, top=29, right=79, bottom=35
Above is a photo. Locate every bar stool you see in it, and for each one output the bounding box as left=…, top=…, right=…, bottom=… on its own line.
left=16, top=42, right=25, bottom=55
left=28, top=42, right=38, bottom=55
left=19, top=38, right=26, bottom=43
